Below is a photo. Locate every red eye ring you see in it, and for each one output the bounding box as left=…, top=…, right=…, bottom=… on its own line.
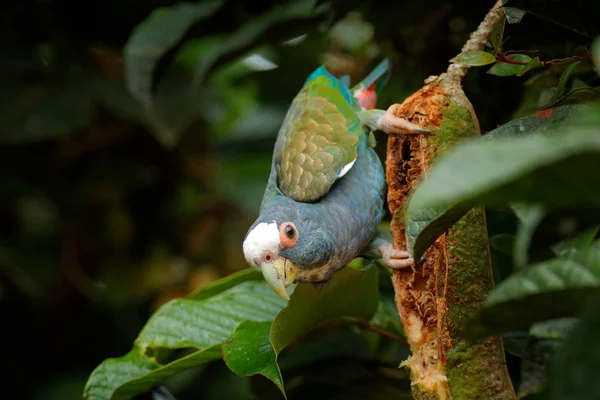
left=279, top=222, right=298, bottom=248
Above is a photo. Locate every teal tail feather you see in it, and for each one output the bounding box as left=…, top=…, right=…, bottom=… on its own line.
left=350, top=58, right=391, bottom=96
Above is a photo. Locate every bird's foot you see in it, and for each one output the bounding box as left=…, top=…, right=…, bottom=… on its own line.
left=378, top=242, right=414, bottom=269
left=377, top=104, right=430, bottom=135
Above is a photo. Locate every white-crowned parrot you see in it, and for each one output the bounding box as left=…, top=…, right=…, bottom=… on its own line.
left=243, top=59, right=426, bottom=299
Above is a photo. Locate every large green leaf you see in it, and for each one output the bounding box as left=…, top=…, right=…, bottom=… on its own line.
left=512, top=206, right=600, bottom=268
left=84, top=266, right=380, bottom=399
left=136, top=282, right=286, bottom=349
left=518, top=337, right=560, bottom=398
left=123, top=1, right=223, bottom=109
left=405, top=104, right=598, bottom=260
left=220, top=266, right=380, bottom=396
left=512, top=203, right=546, bottom=268
left=85, top=346, right=222, bottom=400
left=518, top=318, right=576, bottom=398
left=185, top=0, right=328, bottom=89
left=481, top=104, right=587, bottom=139
left=270, top=265, right=379, bottom=353
left=548, top=296, right=600, bottom=400
left=503, top=0, right=598, bottom=38
left=84, top=281, right=287, bottom=399
left=282, top=359, right=413, bottom=400
left=187, top=267, right=262, bottom=300
left=468, top=241, right=600, bottom=337
left=545, top=87, right=600, bottom=109
left=223, top=321, right=284, bottom=394
left=123, top=0, right=329, bottom=147
left=551, top=225, right=600, bottom=258
left=84, top=351, right=159, bottom=400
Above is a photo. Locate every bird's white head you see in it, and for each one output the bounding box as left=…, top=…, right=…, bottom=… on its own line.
left=242, top=221, right=280, bottom=267
left=242, top=220, right=300, bottom=300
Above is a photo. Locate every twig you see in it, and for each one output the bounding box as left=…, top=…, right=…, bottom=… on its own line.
left=496, top=52, right=589, bottom=67
left=354, top=320, right=409, bottom=345
left=446, top=0, right=505, bottom=82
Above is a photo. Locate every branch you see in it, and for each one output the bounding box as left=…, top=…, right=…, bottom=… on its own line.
left=384, top=1, right=516, bottom=399
left=446, top=0, right=504, bottom=82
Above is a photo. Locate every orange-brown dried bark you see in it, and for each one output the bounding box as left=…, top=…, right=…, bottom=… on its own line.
left=386, top=77, right=515, bottom=399
left=383, top=1, right=515, bottom=399
left=386, top=81, right=452, bottom=399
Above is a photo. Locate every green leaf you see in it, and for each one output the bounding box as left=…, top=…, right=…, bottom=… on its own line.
left=530, top=318, right=577, bottom=340
left=270, top=265, right=379, bottom=353
left=219, top=266, right=379, bottom=396
left=551, top=225, right=600, bottom=258
left=487, top=54, right=532, bottom=76
left=503, top=331, right=530, bottom=357
left=518, top=337, right=560, bottom=398
left=512, top=203, right=546, bottom=268
left=112, top=346, right=222, bottom=399
left=84, top=281, right=287, bottom=399
left=405, top=105, right=589, bottom=259
left=489, top=233, right=515, bottom=256
left=277, top=328, right=373, bottom=369
left=187, top=267, right=262, bottom=300
left=84, top=346, right=223, bottom=400
left=486, top=105, right=586, bottom=140
left=548, top=296, right=600, bottom=400
left=83, top=351, right=158, bottom=400
left=89, top=75, right=145, bottom=123
left=468, top=241, right=600, bottom=337
left=554, top=62, right=581, bottom=100
left=327, top=11, right=376, bottom=56
left=452, top=51, right=496, bottom=66
left=223, top=321, right=284, bottom=395
left=187, top=0, right=328, bottom=89
left=518, top=319, right=577, bottom=398
left=123, top=1, right=223, bottom=109
left=504, top=0, right=598, bottom=38
left=85, top=265, right=381, bottom=399
left=503, top=6, right=526, bottom=24
left=546, top=87, right=600, bottom=109
left=136, top=282, right=287, bottom=349
left=488, top=62, right=522, bottom=77
left=282, top=359, right=413, bottom=400
left=123, top=0, right=328, bottom=148
left=593, top=37, right=600, bottom=76
left=518, top=57, right=541, bottom=76
left=490, top=16, right=506, bottom=52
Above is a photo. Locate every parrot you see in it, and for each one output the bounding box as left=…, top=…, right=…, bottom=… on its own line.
left=242, top=58, right=427, bottom=300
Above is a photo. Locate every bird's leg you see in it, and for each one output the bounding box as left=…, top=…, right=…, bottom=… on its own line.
left=363, top=235, right=415, bottom=270
left=357, top=104, right=429, bottom=135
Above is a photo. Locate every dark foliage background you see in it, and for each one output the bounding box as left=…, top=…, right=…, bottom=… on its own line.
left=0, top=0, right=595, bottom=398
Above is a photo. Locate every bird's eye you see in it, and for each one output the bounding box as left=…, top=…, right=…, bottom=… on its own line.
left=284, top=225, right=296, bottom=239
left=279, top=222, right=298, bottom=248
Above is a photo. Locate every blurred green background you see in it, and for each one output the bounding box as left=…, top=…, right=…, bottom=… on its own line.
left=0, top=0, right=593, bottom=398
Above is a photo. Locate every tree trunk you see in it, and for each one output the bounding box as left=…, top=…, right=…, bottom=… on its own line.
left=385, top=1, right=517, bottom=399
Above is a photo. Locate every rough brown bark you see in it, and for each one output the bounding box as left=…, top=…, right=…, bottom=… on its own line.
left=385, top=1, right=516, bottom=399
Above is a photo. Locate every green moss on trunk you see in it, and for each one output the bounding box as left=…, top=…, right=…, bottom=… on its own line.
left=386, top=80, right=515, bottom=400
left=445, top=207, right=514, bottom=400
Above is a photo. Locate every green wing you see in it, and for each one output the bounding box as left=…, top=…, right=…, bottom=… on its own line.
left=275, top=75, right=363, bottom=202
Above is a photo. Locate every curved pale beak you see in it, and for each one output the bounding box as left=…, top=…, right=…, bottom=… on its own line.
left=260, top=258, right=298, bottom=300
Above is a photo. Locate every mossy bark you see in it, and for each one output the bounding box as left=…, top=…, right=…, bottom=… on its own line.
left=384, top=1, right=516, bottom=399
